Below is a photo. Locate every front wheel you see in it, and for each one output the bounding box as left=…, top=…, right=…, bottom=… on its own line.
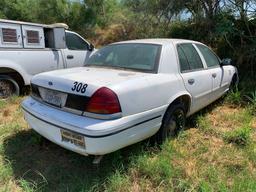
left=229, top=74, right=238, bottom=91
left=156, top=103, right=186, bottom=144
left=0, top=76, right=20, bottom=99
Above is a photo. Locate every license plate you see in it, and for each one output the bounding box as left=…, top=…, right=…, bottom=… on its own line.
left=60, top=129, right=86, bottom=149
left=39, top=88, right=67, bottom=107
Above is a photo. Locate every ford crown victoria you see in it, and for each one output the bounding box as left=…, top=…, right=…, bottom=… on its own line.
left=22, top=39, right=238, bottom=156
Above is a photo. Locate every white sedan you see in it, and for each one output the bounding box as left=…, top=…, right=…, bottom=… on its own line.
left=22, top=39, right=238, bottom=156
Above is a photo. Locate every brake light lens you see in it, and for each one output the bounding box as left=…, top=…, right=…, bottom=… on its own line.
left=85, top=87, right=121, bottom=114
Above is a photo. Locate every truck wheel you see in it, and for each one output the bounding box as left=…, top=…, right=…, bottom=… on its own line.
left=0, top=76, right=20, bottom=98
left=156, top=103, right=186, bottom=144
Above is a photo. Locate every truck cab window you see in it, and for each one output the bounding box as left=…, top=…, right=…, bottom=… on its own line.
left=66, top=32, right=88, bottom=50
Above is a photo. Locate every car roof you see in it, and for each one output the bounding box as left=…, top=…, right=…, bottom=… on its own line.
left=111, top=38, right=204, bottom=46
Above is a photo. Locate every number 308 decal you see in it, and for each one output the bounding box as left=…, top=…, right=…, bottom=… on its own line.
left=71, top=82, right=88, bottom=93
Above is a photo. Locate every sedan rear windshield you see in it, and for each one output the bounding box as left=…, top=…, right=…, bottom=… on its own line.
left=86, top=43, right=162, bottom=72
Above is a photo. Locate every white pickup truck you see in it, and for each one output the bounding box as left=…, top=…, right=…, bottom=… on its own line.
left=0, top=19, right=95, bottom=98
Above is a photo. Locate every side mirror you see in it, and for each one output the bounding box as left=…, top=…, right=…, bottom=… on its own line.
left=88, top=43, right=95, bottom=51
left=220, top=58, right=232, bottom=67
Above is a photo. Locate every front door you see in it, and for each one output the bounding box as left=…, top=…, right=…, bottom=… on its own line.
left=195, top=44, right=224, bottom=100
left=63, top=31, right=91, bottom=68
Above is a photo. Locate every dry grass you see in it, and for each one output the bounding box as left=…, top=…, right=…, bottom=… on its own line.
left=0, top=97, right=256, bottom=191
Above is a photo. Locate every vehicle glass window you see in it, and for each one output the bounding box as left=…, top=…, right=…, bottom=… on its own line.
left=66, top=32, right=88, bottom=50
left=179, top=43, right=203, bottom=70
left=26, top=30, right=39, bottom=44
left=196, top=44, right=220, bottom=67
left=2, top=28, right=17, bottom=43
left=177, top=45, right=190, bottom=72
left=86, top=43, right=161, bottom=72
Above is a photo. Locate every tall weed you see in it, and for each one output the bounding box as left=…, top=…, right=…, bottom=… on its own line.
left=244, top=90, right=256, bottom=114
left=225, top=88, right=242, bottom=106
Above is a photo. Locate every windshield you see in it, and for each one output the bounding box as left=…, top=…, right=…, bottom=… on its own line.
left=86, top=43, right=161, bottom=72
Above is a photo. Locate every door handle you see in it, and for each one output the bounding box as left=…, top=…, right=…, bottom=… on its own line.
left=212, top=73, right=217, bottom=78
left=188, top=79, right=195, bottom=85
left=67, top=55, right=74, bottom=59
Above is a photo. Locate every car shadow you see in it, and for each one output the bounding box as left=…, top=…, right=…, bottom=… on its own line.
left=186, top=97, right=225, bottom=128
left=2, top=129, right=148, bottom=191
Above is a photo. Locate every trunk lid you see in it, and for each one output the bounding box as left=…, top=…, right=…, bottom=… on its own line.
left=32, top=67, right=151, bottom=96
left=31, top=66, right=153, bottom=115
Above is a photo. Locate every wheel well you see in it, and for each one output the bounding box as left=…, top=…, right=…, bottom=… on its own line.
left=0, top=67, right=25, bottom=87
left=169, top=95, right=191, bottom=115
left=232, top=73, right=238, bottom=84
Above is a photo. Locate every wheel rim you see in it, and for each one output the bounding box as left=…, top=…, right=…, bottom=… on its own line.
left=0, top=80, right=15, bottom=98
left=166, top=109, right=185, bottom=137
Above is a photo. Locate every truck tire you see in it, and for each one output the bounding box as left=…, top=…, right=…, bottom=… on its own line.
left=156, top=103, right=186, bottom=144
left=0, top=76, right=20, bottom=98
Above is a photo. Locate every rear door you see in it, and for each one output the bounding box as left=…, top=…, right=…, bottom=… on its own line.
left=63, top=31, right=91, bottom=68
left=177, top=43, right=212, bottom=114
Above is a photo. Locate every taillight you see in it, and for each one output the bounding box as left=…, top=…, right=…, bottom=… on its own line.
left=85, top=87, right=121, bottom=114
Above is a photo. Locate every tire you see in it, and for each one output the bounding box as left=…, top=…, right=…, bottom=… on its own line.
left=0, top=76, right=20, bottom=98
left=156, top=103, right=186, bottom=144
left=229, top=74, right=238, bottom=91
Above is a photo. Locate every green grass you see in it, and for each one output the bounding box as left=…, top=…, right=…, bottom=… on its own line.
left=224, top=126, right=252, bottom=146
left=0, top=100, right=7, bottom=109
left=0, top=95, right=256, bottom=191
left=225, top=88, right=242, bottom=106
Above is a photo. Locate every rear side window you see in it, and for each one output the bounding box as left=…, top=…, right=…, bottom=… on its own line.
left=66, top=32, right=89, bottom=50
left=196, top=44, right=220, bottom=67
left=177, top=45, right=190, bottom=71
left=177, top=43, right=203, bottom=72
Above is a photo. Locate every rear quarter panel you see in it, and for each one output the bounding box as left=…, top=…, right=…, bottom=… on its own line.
left=109, top=59, right=190, bottom=117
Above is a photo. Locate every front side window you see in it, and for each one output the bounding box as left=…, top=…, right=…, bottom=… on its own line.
left=1, top=28, right=18, bottom=43
left=196, top=44, right=220, bottom=67
left=66, top=32, right=88, bottom=50
left=86, top=43, right=161, bottom=72
left=178, top=43, right=204, bottom=71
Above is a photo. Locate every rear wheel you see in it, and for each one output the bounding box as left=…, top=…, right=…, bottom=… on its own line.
left=156, top=103, right=186, bottom=144
left=0, top=76, right=20, bottom=99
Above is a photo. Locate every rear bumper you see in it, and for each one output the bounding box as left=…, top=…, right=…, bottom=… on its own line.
left=22, top=97, right=164, bottom=155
